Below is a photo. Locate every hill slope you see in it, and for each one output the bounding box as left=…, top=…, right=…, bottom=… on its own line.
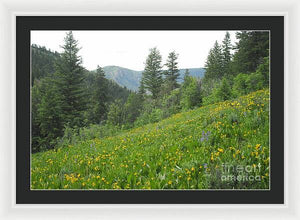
left=31, top=89, right=270, bottom=190
left=103, top=66, right=142, bottom=91
left=103, top=66, right=205, bottom=91
left=31, top=44, right=60, bottom=85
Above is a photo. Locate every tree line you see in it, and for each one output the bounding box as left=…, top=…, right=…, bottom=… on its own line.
left=32, top=31, right=269, bottom=153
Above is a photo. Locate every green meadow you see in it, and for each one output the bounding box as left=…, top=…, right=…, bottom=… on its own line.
left=31, top=89, right=270, bottom=190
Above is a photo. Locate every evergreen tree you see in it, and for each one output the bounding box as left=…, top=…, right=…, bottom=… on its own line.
left=255, top=55, right=270, bottom=86
left=141, top=47, right=163, bottom=99
left=138, top=78, right=146, bottom=98
left=180, top=76, right=201, bottom=110
left=89, top=65, right=108, bottom=124
left=182, top=69, right=193, bottom=90
left=184, top=69, right=190, bottom=81
left=232, top=31, right=269, bottom=74
left=55, top=31, right=87, bottom=128
left=161, top=89, right=181, bottom=118
left=107, top=99, right=125, bottom=126
left=164, top=51, right=180, bottom=92
left=203, top=41, right=223, bottom=82
left=124, top=93, right=143, bottom=124
left=215, top=77, right=232, bottom=101
left=37, top=76, right=64, bottom=150
left=222, top=32, right=232, bottom=76
left=31, top=80, right=43, bottom=152
left=106, top=80, right=131, bottom=104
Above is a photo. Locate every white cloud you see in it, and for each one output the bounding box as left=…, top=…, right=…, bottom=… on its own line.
left=31, top=30, right=237, bottom=71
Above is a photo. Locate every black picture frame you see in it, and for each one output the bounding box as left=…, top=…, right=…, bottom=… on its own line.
left=16, top=16, right=284, bottom=204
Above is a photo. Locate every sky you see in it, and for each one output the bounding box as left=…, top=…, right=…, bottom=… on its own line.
left=31, top=31, right=237, bottom=71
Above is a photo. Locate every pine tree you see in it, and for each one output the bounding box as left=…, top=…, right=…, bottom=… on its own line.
left=138, top=78, right=146, bottom=97
left=231, top=31, right=269, bottom=74
left=37, top=76, right=64, bottom=150
left=164, top=51, right=180, bottom=92
left=32, top=80, right=43, bottom=152
left=203, top=41, right=223, bottom=82
left=124, top=93, right=143, bottom=124
left=184, top=69, right=190, bottom=81
left=180, top=76, right=201, bottom=110
left=222, top=32, right=232, bottom=76
left=141, top=47, right=163, bottom=99
left=182, top=69, right=192, bottom=89
left=55, top=31, right=87, bottom=128
left=90, top=65, right=108, bottom=124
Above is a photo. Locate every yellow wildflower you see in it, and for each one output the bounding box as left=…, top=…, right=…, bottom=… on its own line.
left=255, top=144, right=261, bottom=150
left=218, top=148, right=224, bottom=153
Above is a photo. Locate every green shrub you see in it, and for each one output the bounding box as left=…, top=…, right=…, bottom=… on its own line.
left=256, top=56, right=269, bottom=87
left=134, top=108, right=164, bottom=127
left=202, top=78, right=232, bottom=105
left=246, top=72, right=264, bottom=92
left=106, top=99, right=125, bottom=126
left=215, top=78, right=232, bottom=101
left=161, top=89, right=181, bottom=118
left=232, top=73, right=248, bottom=97
left=57, top=123, right=125, bottom=149
left=180, top=77, right=202, bottom=110
left=233, top=71, right=265, bottom=97
left=202, top=89, right=218, bottom=105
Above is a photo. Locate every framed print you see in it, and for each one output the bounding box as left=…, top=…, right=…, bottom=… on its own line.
left=15, top=16, right=284, bottom=204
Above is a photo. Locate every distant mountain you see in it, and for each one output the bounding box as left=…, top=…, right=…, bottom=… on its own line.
left=102, top=66, right=205, bottom=91
left=102, top=66, right=142, bottom=91
left=178, top=68, right=205, bottom=82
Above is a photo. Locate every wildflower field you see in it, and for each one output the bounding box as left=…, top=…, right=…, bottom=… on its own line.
left=31, top=89, right=270, bottom=190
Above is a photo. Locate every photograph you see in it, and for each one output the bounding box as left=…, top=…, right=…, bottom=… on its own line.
left=30, top=30, right=270, bottom=190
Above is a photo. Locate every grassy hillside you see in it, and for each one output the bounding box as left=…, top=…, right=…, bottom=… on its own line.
left=31, top=89, right=270, bottom=190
